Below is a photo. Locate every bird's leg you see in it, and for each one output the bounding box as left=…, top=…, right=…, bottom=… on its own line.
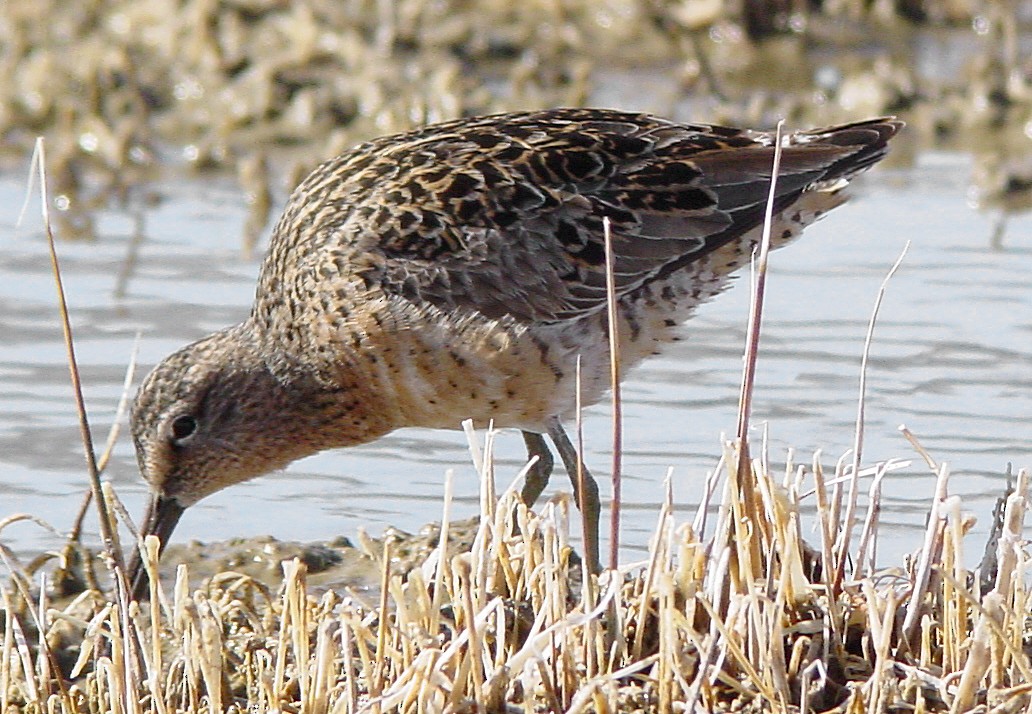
left=546, top=417, right=601, bottom=574
left=520, top=430, right=554, bottom=506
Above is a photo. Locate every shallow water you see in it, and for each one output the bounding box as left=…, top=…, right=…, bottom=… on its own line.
left=1, top=147, right=1030, bottom=572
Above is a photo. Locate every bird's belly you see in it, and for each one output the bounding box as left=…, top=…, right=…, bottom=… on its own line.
left=371, top=298, right=691, bottom=434
left=370, top=313, right=574, bottom=433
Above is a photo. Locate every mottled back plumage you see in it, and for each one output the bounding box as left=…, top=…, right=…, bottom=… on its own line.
left=258, top=108, right=898, bottom=332
left=129, top=108, right=901, bottom=593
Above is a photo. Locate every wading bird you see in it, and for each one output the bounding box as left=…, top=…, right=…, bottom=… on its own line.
left=128, top=108, right=901, bottom=597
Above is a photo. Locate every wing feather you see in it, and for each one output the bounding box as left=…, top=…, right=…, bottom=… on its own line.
left=269, top=109, right=901, bottom=324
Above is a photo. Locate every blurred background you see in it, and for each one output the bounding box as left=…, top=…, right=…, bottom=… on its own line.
left=1, top=0, right=1030, bottom=569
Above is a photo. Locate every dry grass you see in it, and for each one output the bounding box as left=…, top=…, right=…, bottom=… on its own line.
left=2, top=431, right=1029, bottom=713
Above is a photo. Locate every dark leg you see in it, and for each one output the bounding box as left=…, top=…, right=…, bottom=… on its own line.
left=546, top=418, right=601, bottom=574
left=520, top=431, right=554, bottom=507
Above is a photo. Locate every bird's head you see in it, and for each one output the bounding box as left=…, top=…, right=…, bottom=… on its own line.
left=126, top=326, right=330, bottom=597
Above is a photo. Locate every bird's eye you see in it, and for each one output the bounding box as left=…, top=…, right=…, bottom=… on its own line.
left=168, top=414, right=199, bottom=444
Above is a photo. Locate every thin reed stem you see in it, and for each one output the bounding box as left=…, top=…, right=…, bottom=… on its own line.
left=602, top=216, right=622, bottom=572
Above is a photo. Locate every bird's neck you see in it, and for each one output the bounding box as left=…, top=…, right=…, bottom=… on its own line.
left=246, top=314, right=405, bottom=451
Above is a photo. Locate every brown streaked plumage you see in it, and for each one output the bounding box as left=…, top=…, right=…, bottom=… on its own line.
left=128, top=108, right=902, bottom=596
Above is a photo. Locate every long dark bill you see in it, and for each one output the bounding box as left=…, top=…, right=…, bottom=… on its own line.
left=126, top=494, right=185, bottom=600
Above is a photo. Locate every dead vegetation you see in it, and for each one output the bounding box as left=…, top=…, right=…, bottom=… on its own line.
left=2, top=430, right=1029, bottom=712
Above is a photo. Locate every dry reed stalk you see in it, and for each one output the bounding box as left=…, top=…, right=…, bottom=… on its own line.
left=834, top=241, right=910, bottom=590
left=23, top=141, right=123, bottom=577
left=899, top=424, right=938, bottom=469
left=70, top=345, right=139, bottom=545
left=429, top=468, right=455, bottom=645
left=369, top=535, right=393, bottom=712
left=474, top=427, right=500, bottom=608
left=942, top=496, right=967, bottom=674
left=631, top=471, right=673, bottom=663
left=851, top=460, right=890, bottom=578
left=902, top=463, right=951, bottom=640
left=572, top=354, right=593, bottom=583
left=689, top=455, right=723, bottom=547
left=602, top=215, right=623, bottom=573
left=726, top=121, right=786, bottom=594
